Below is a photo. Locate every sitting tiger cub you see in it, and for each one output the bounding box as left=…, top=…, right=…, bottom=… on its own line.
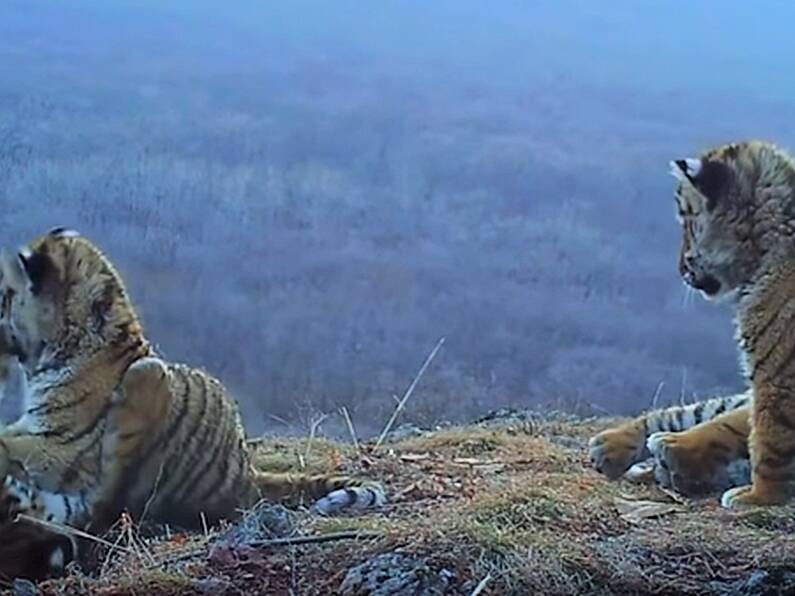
left=0, top=228, right=384, bottom=577
left=591, top=140, right=795, bottom=509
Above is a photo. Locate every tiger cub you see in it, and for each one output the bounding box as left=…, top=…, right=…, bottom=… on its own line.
left=591, top=140, right=795, bottom=508
left=0, top=228, right=384, bottom=569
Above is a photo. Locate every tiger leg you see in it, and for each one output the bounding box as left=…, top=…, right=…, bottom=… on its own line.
left=722, top=383, right=795, bottom=508
left=254, top=472, right=386, bottom=515
left=0, top=519, right=78, bottom=581
left=647, top=406, right=750, bottom=496
left=0, top=354, right=37, bottom=436
left=0, top=441, right=89, bottom=527
left=0, top=445, right=80, bottom=579
left=89, top=357, right=172, bottom=530
left=0, top=353, right=26, bottom=428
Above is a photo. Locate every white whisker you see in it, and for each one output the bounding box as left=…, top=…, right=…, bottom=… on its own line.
left=681, top=285, right=695, bottom=310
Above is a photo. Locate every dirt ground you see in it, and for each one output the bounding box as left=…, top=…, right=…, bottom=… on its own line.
left=7, top=413, right=795, bottom=595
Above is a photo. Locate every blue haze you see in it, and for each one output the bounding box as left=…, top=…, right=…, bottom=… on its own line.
left=3, top=1, right=795, bottom=434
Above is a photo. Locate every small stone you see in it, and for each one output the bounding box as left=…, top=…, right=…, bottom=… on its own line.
left=379, top=423, right=428, bottom=444
left=191, top=577, right=233, bottom=595
left=340, top=551, right=451, bottom=596
left=213, top=502, right=294, bottom=545
left=12, top=579, right=40, bottom=596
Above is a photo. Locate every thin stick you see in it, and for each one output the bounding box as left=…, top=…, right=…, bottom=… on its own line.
left=650, top=381, right=665, bottom=410
left=268, top=413, right=292, bottom=427
left=679, top=367, right=688, bottom=406
left=302, top=412, right=329, bottom=467
left=247, top=530, right=382, bottom=548
left=470, top=573, right=492, bottom=596
left=15, top=514, right=136, bottom=555
left=339, top=406, right=360, bottom=453
left=374, top=337, right=445, bottom=452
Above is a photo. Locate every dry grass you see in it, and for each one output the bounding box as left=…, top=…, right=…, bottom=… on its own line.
left=12, top=415, right=795, bottom=595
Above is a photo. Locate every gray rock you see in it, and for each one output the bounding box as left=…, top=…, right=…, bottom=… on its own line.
left=379, top=423, right=428, bottom=444
left=547, top=434, right=586, bottom=450
left=12, top=579, right=40, bottom=596
left=340, top=552, right=454, bottom=596
left=710, top=568, right=795, bottom=595
left=213, top=502, right=294, bottom=545
left=191, top=577, right=234, bottom=595
left=472, top=407, right=580, bottom=430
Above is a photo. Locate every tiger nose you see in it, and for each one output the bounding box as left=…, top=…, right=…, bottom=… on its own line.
left=679, top=253, right=696, bottom=283
left=680, top=252, right=698, bottom=275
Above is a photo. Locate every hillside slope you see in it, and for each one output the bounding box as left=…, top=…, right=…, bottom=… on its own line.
left=12, top=412, right=795, bottom=596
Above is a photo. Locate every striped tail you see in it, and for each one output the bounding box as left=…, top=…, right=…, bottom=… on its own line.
left=254, top=472, right=386, bottom=515
left=642, top=392, right=750, bottom=435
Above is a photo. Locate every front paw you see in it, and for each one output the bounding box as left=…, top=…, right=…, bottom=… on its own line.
left=721, top=484, right=791, bottom=508
left=0, top=474, right=35, bottom=522
left=588, top=421, right=646, bottom=480
left=648, top=431, right=740, bottom=496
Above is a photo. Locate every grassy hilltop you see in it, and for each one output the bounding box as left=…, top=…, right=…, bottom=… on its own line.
left=14, top=412, right=795, bottom=596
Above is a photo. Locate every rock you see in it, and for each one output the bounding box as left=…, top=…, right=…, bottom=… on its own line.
left=339, top=552, right=454, bottom=596
left=710, top=568, right=795, bottom=595
left=191, top=577, right=234, bottom=595
left=473, top=407, right=580, bottom=429
left=547, top=434, right=585, bottom=450
left=12, top=579, right=40, bottom=596
left=379, top=423, right=428, bottom=444
left=213, top=502, right=294, bottom=546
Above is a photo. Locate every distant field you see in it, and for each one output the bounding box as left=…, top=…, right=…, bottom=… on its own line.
left=5, top=1, right=791, bottom=433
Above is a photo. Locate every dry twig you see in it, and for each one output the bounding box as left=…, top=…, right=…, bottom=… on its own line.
left=340, top=406, right=361, bottom=454
left=470, top=573, right=492, bottom=596
left=373, top=337, right=445, bottom=452
left=300, top=412, right=329, bottom=468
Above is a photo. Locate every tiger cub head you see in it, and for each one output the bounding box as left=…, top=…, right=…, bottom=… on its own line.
left=0, top=228, right=146, bottom=369
left=670, top=140, right=795, bottom=301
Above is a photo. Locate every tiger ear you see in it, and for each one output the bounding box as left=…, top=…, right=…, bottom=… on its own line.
left=670, top=157, right=732, bottom=210
left=47, top=227, right=79, bottom=239
left=669, top=158, right=702, bottom=182
left=692, top=160, right=733, bottom=210
left=12, top=246, right=55, bottom=295
left=0, top=249, right=28, bottom=290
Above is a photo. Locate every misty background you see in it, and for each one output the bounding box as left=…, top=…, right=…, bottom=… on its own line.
left=2, top=1, right=794, bottom=436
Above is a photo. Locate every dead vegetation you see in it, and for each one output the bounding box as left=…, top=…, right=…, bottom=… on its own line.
left=6, top=414, right=795, bottom=595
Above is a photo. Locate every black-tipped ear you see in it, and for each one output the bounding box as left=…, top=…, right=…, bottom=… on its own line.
left=693, top=160, right=733, bottom=210
left=48, top=227, right=79, bottom=239
left=669, top=158, right=701, bottom=183
left=18, top=250, right=55, bottom=295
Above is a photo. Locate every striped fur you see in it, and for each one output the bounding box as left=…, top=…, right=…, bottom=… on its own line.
left=593, top=140, right=795, bottom=508
left=0, top=229, right=384, bottom=577
left=589, top=393, right=749, bottom=480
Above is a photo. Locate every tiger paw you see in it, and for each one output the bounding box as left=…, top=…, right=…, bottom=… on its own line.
left=721, top=484, right=791, bottom=508
left=588, top=421, right=647, bottom=480
left=0, top=474, right=36, bottom=522
left=648, top=431, right=737, bottom=496
left=311, top=483, right=387, bottom=515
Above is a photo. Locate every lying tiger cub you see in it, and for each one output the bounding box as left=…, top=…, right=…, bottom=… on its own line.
left=0, top=228, right=385, bottom=579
